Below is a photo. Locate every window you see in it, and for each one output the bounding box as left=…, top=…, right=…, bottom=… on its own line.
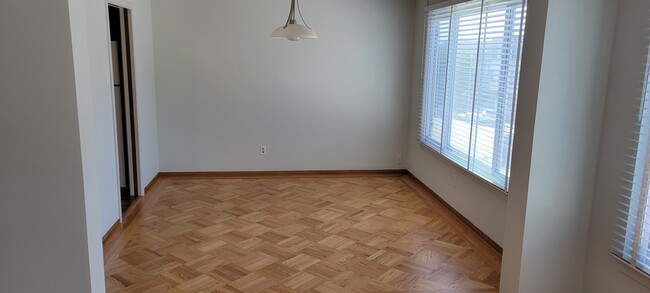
left=419, top=0, right=527, bottom=191
left=614, top=43, right=650, bottom=276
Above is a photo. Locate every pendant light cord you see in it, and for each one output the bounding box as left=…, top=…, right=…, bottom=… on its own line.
left=296, top=0, right=312, bottom=30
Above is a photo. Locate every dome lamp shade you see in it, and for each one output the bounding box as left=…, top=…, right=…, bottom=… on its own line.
left=272, top=0, right=317, bottom=41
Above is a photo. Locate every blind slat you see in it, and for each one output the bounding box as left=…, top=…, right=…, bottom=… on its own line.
left=613, top=15, right=650, bottom=276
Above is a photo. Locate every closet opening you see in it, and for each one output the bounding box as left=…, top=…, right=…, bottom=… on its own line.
left=109, top=4, right=139, bottom=214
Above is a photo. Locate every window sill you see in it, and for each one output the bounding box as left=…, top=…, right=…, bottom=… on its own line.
left=612, top=253, right=650, bottom=289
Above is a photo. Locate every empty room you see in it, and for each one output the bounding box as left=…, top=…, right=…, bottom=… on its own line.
left=2, top=0, right=650, bottom=292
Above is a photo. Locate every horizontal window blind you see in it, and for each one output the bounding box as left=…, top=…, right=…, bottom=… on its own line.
left=614, top=40, right=650, bottom=275
left=419, top=0, right=527, bottom=191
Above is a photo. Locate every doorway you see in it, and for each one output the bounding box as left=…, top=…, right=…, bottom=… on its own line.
left=109, top=4, right=139, bottom=213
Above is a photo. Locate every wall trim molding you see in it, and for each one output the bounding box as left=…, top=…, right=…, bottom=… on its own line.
left=104, top=173, right=160, bottom=242
left=103, top=182, right=163, bottom=268
left=403, top=171, right=503, bottom=254
left=102, top=197, right=144, bottom=244
left=158, top=169, right=408, bottom=178
left=144, top=173, right=161, bottom=194
left=102, top=220, right=120, bottom=243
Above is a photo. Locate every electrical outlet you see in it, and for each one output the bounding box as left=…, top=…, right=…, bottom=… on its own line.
left=260, top=145, right=267, bottom=155
left=397, top=155, right=404, bottom=166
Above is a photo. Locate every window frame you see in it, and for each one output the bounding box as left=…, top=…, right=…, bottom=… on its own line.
left=614, top=38, right=650, bottom=279
left=419, top=0, right=527, bottom=192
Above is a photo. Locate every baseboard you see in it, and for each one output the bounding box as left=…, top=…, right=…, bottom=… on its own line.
left=102, top=220, right=120, bottom=244
left=121, top=196, right=143, bottom=224
left=103, top=180, right=164, bottom=268
left=404, top=171, right=503, bottom=254
left=102, top=197, right=143, bottom=244
left=144, top=173, right=161, bottom=194
left=158, top=169, right=408, bottom=178
left=102, top=174, right=157, bottom=242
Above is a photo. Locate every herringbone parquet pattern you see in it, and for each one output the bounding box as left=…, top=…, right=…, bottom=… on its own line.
left=105, top=175, right=501, bottom=292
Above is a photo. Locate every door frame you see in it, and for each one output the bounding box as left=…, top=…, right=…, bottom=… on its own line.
left=105, top=0, right=140, bottom=221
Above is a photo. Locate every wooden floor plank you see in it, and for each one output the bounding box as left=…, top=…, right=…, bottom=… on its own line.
left=104, top=175, right=501, bottom=292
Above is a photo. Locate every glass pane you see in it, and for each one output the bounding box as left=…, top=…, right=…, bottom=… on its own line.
left=420, top=0, right=527, bottom=191
left=442, top=2, right=483, bottom=168
left=421, top=8, right=452, bottom=150
left=469, top=3, right=525, bottom=188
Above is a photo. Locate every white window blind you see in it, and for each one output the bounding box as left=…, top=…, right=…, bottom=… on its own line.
left=419, top=0, right=527, bottom=191
left=614, top=42, right=650, bottom=275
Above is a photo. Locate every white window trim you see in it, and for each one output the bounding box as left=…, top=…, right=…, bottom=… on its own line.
left=613, top=254, right=650, bottom=288
left=426, top=0, right=474, bottom=12
left=419, top=0, right=527, bottom=192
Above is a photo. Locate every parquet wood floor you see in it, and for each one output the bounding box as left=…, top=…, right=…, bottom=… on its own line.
left=105, top=175, right=501, bottom=292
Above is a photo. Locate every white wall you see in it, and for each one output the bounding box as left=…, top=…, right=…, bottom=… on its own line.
left=84, top=0, right=122, bottom=234
left=406, top=0, right=508, bottom=246
left=0, top=0, right=103, bottom=291
left=84, top=0, right=160, bottom=234
left=152, top=0, right=414, bottom=172
left=582, top=1, right=650, bottom=292
left=130, top=0, right=160, bottom=193
left=69, top=0, right=109, bottom=291
left=501, top=0, right=617, bottom=292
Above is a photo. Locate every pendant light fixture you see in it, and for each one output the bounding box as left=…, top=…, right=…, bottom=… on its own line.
left=271, top=0, right=317, bottom=41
